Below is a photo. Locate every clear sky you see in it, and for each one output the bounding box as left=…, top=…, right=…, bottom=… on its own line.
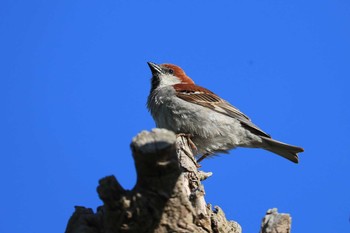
left=1, top=1, right=349, bottom=232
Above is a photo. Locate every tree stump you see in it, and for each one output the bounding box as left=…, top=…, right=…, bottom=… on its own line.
left=65, top=128, right=292, bottom=233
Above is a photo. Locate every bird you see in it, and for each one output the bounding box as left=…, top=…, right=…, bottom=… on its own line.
left=146, top=62, right=304, bottom=163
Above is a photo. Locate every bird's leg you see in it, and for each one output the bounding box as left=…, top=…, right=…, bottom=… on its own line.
left=176, top=133, right=197, bottom=152
left=176, top=134, right=208, bottom=167
left=176, top=133, right=199, bottom=166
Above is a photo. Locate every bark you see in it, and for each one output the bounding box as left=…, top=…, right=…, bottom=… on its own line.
left=260, top=208, right=292, bottom=233
left=65, top=128, right=292, bottom=233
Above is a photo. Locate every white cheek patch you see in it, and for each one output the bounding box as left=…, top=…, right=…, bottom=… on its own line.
left=158, top=74, right=181, bottom=87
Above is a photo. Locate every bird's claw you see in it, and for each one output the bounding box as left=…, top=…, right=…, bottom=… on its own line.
left=177, top=133, right=200, bottom=167
left=176, top=133, right=198, bottom=152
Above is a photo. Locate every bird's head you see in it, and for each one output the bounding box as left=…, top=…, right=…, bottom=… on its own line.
left=147, top=62, right=194, bottom=91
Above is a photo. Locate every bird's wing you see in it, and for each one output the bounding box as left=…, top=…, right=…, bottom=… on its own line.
left=173, top=84, right=271, bottom=138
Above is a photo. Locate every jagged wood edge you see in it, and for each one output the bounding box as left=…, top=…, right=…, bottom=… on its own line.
left=65, top=129, right=289, bottom=233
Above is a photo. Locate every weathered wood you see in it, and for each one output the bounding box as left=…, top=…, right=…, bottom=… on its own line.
left=260, top=208, right=291, bottom=233
left=65, top=128, right=291, bottom=233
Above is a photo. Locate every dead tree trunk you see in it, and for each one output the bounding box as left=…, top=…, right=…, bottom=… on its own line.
left=65, top=129, right=291, bottom=233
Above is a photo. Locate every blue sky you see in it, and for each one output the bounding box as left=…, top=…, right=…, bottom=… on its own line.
left=1, top=1, right=349, bottom=232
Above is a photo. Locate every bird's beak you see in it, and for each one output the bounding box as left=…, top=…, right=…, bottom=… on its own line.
left=147, top=62, right=163, bottom=75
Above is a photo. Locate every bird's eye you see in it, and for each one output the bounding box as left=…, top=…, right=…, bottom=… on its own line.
left=168, top=69, right=174, bottom=74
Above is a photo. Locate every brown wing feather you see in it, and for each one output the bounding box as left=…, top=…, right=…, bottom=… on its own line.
left=174, top=84, right=271, bottom=138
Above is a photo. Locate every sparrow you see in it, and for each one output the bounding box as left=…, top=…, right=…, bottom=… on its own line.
left=146, top=62, right=304, bottom=163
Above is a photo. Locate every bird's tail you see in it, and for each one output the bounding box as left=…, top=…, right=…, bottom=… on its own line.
left=260, top=136, right=304, bottom=163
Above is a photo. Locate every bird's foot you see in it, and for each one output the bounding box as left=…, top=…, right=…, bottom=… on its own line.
left=176, top=133, right=198, bottom=152
left=176, top=133, right=199, bottom=167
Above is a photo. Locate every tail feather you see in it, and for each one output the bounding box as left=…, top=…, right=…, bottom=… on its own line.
left=261, top=136, right=304, bottom=163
